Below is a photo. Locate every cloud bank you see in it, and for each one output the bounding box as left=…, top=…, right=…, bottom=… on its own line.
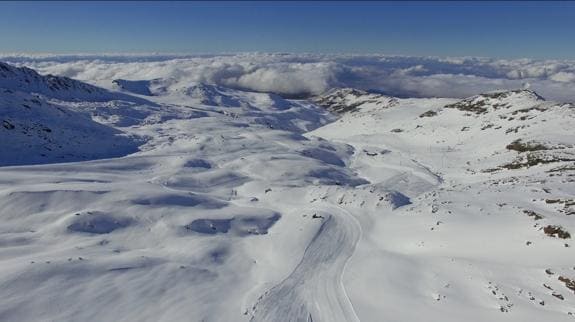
left=2, top=53, right=575, bottom=102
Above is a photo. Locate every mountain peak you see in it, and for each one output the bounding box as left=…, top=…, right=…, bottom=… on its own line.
left=313, top=88, right=398, bottom=114
left=182, top=83, right=243, bottom=107
left=0, top=61, right=151, bottom=103
left=0, top=61, right=109, bottom=100
left=445, top=89, right=545, bottom=114
left=481, top=89, right=545, bottom=101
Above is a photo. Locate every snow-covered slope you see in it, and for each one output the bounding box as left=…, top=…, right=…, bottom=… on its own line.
left=112, top=79, right=156, bottom=96
left=0, top=62, right=574, bottom=322
left=0, top=63, right=354, bottom=322
left=0, top=61, right=149, bottom=102
left=313, top=88, right=398, bottom=114
left=311, top=88, right=575, bottom=322
left=0, top=62, right=161, bottom=166
left=112, top=78, right=178, bottom=97
left=0, top=88, right=142, bottom=166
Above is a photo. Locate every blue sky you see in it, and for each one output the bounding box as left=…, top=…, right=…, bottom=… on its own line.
left=1, top=1, right=574, bottom=59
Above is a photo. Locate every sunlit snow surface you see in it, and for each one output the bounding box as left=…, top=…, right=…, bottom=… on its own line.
left=1, top=62, right=575, bottom=322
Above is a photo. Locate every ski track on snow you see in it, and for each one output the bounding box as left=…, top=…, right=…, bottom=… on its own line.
left=250, top=205, right=361, bottom=322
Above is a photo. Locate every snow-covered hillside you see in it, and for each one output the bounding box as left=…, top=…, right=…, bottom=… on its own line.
left=0, top=63, right=161, bottom=166
left=0, top=62, right=573, bottom=322
left=313, top=88, right=398, bottom=114
left=0, top=88, right=143, bottom=166
left=311, top=88, right=575, bottom=322
left=0, top=61, right=148, bottom=102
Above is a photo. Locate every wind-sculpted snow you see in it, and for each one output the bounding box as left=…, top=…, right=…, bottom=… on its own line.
left=131, top=193, right=227, bottom=209
left=67, top=211, right=133, bottom=234
left=0, top=63, right=372, bottom=322
left=185, top=212, right=281, bottom=236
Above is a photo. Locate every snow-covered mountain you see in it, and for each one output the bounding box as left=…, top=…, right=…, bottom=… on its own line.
left=112, top=78, right=157, bottom=96
left=311, top=88, right=575, bottom=321
left=0, top=62, right=161, bottom=166
left=0, top=62, right=574, bottom=322
left=0, top=88, right=142, bottom=166
left=0, top=61, right=146, bottom=102
left=312, top=88, right=399, bottom=114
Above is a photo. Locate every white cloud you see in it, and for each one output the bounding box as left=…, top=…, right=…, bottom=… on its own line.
left=549, top=71, right=575, bottom=83
left=228, top=62, right=339, bottom=95
left=1, top=53, right=575, bottom=102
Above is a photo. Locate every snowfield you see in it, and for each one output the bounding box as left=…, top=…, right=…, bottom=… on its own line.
left=0, top=61, right=574, bottom=322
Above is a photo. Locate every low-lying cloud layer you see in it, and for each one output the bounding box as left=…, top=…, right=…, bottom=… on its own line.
left=2, top=53, right=575, bottom=101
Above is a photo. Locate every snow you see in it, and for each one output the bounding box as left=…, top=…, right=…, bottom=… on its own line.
left=0, top=88, right=142, bottom=166
left=311, top=88, right=575, bottom=322
left=1, top=62, right=574, bottom=321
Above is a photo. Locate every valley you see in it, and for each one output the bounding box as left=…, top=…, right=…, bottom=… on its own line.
left=0, top=62, right=574, bottom=322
